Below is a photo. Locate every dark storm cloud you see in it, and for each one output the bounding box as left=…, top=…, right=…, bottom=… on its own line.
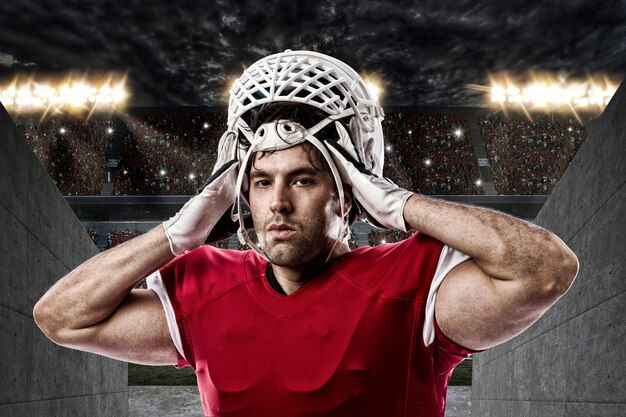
left=0, top=0, right=623, bottom=107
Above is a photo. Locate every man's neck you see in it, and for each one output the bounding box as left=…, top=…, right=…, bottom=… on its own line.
left=271, top=242, right=350, bottom=296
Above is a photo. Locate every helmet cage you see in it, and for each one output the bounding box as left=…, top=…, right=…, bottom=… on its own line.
left=228, top=50, right=385, bottom=176
left=220, top=50, right=387, bottom=259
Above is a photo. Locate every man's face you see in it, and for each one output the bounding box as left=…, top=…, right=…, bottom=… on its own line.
left=248, top=144, right=345, bottom=268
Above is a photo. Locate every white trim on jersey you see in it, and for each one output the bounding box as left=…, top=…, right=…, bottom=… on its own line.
left=422, top=245, right=471, bottom=347
left=146, top=270, right=187, bottom=361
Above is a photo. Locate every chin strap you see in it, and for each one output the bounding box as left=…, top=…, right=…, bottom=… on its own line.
left=324, top=213, right=351, bottom=263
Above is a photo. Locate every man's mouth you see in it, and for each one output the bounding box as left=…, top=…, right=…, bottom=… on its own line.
left=267, top=223, right=296, bottom=240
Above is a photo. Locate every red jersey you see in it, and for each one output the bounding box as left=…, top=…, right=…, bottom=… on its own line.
left=148, top=232, right=477, bottom=417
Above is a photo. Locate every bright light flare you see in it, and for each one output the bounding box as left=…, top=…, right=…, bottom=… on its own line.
left=361, top=73, right=384, bottom=102
left=0, top=73, right=130, bottom=116
left=223, top=76, right=239, bottom=101
left=480, top=72, right=619, bottom=115
left=367, top=83, right=380, bottom=101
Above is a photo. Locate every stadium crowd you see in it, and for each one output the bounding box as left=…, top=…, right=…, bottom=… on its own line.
left=104, top=229, right=144, bottom=250
left=367, top=229, right=416, bottom=247
left=15, top=111, right=588, bottom=202
left=87, top=228, right=98, bottom=245
left=479, top=115, right=587, bottom=195
left=102, top=229, right=380, bottom=250
left=383, top=113, right=483, bottom=195
left=17, top=116, right=113, bottom=195
left=113, top=112, right=225, bottom=195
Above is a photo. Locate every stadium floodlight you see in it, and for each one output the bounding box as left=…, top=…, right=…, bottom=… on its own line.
left=160, top=169, right=166, bottom=176
left=366, top=83, right=380, bottom=101
left=203, top=123, right=209, bottom=129
left=454, top=128, right=463, bottom=138
left=189, top=173, right=195, bottom=180
left=475, top=179, right=482, bottom=186
left=0, top=73, right=129, bottom=115
left=386, top=145, right=392, bottom=151
left=425, top=159, right=432, bottom=166
left=361, top=73, right=383, bottom=102
left=480, top=72, right=618, bottom=117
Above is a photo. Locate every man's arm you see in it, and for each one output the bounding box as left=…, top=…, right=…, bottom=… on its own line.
left=34, top=152, right=239, bottom=364
left=33, top=226, right=178, bottom=365
left=325, top=138, right=578, bottom=351
left=403, top=194, right=579, bottom=351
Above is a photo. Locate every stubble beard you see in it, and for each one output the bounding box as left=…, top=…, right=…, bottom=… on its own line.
left=255, top=215, right=339, bottom=268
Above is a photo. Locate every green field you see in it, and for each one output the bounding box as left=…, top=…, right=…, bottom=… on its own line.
left=129, top=358, right=472, bottom=386
left=449, top=358, right=472, bottom=385
left=129, top=363, right=197, bottom=385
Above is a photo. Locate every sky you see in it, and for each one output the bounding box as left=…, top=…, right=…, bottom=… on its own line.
left=0, top=0, right=624, bottom=108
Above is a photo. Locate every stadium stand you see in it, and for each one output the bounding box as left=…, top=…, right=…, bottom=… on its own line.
left=368, top=229, right=416, bottom=247
left=87, top=228, right=98, bottom=245
left=479, top=115, right=587, bottom=195
left=383, top=113, right=484, bottom=195
left=17, top=116, right=114, bottom=195
left=13, top=109, right=588, bottom=249
left=113, top=112, right=225, bottom=195
left=104, top=229, right=144, bottom=250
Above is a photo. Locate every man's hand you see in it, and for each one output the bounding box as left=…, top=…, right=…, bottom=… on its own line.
left=163, top=159, right=239, bottom=255
left=325, top=124, right=413, bottom=231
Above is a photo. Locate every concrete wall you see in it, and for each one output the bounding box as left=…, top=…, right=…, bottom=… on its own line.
left=0, top=106, right=127, bottom=416
left=472, top=83, right=626, bottom=416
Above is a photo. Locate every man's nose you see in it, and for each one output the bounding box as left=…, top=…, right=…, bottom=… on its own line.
left=269, top=182, right=292, bottom=214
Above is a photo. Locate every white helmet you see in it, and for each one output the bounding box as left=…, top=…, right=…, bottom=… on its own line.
left=220, top=50, right=386, bottom=259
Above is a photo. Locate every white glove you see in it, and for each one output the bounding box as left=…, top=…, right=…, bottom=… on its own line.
left=163, top=160, right=239, bottom=255
left=163, top=131, right=240, bottom=256
left=325, top=128, right=413, bottom=231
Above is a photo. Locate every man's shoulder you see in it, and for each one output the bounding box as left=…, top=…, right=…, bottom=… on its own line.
left=158, top=246, right=265, bottom=303
left=335, top=232, right=446, bottom=297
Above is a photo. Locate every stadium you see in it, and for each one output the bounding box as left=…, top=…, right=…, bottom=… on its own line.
left=11, top=103, right=593, bottom=247
left=0, top=2, right=624, bottom=417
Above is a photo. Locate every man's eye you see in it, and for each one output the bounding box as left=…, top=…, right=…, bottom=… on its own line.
left=255, top=179, right=271, bottom=187
left=295, top=178, right=313, bottom=186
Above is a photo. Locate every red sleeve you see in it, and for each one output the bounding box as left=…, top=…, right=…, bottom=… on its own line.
left=432, top=316, right=483, bottom=375
left=176, top=348, right=190, bottom=369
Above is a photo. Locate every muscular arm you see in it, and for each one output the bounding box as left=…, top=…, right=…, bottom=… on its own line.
left=403, top=194, right=579, bottom=351
left=33, top=225, right=178, bottom=365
